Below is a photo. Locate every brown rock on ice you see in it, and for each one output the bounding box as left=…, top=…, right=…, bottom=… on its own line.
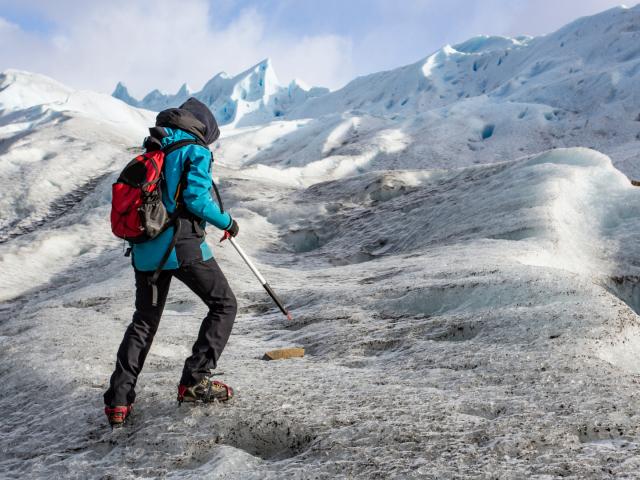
left=262, top=347, right=305, bottom=361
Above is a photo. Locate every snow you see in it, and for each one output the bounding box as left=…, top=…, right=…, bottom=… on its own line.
left=0, top=71, right=153, bottom=301
left=3, top=5, right=640, bottom=479
left=0, top=70, right=73, bottom=112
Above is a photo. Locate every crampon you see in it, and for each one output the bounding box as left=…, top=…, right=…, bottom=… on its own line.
left=105, top=404, right=133, bottom=428
left=177, top=377, right=234, bottom=404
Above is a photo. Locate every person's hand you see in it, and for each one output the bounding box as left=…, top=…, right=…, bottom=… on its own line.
left=226, top=219, right=239, bottom=237
left=220, top=219, right=239, bottom=242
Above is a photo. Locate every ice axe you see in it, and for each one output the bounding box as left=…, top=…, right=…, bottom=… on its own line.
left=221, top=231, right=292, bottom=320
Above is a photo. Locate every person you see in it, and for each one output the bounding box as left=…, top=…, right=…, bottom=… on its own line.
left=104, top=98, right=239, bottom=427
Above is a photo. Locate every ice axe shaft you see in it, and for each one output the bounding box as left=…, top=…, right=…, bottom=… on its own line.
left=226, top=236, right=292, bottom=320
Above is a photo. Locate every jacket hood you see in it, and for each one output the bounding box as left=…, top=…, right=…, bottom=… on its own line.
left=155, top=97, right=220, bottom=145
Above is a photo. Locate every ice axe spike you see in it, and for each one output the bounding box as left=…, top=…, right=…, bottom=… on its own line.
left=221, top=231, right=292, bottom=320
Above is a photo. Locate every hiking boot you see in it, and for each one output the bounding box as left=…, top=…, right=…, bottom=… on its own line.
left=104, top=404, right=133, bottom=428
left=177, top=377, right=234, bottom=404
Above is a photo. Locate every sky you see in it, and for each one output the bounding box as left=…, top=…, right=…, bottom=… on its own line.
left=0, top=0, right=632, bottom=98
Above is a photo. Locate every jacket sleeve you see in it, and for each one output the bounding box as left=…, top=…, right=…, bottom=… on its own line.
left=182, top=145, right=232, bottom=230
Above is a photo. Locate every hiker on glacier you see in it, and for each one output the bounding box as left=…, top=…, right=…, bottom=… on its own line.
left=104, top=98, right=238, bottom=427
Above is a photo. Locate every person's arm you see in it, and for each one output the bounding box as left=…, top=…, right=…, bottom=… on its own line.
left=182, top=145, right=233, bottom=230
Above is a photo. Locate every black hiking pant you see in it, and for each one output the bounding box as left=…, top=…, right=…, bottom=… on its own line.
left=104, top=258, right=237, bottom=407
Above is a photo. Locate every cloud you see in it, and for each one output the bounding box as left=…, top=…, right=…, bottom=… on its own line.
left=466, top=0, right=631, bottom=37
left=0, top=0, right=630, bottom=96
left=334, top=0, right=630, bottom=79
left=0, top=0, right=355, bottom=95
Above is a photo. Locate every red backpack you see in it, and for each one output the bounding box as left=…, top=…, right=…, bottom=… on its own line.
left=110, top=139, right=199, bottom=243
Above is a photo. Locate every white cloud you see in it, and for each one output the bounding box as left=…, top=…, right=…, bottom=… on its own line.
left=339, top=0, right=630, bottom=79
left=0, top=0, right=355, bottom=96
left=474, top=0, right=632, bottom=38
left=0, top=0, right=630, bottom=96
left=274, top=34, right=354, bottom=88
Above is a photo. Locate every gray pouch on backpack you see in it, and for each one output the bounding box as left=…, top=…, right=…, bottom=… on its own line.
left=141, top=192, right=170, bottom=239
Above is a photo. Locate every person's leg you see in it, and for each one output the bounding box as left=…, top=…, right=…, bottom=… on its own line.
left=104, top=269, right=173, bottom=406
left=173, top=258, right=237, bottom=386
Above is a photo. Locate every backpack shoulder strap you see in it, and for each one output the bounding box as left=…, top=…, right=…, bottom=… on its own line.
left=160, top=139, right=206, bottom=156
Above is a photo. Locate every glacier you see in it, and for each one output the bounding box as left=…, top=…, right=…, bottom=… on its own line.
left=2, top=4, right=640, bottom=479
left=113, top=58, right=329, bottom=128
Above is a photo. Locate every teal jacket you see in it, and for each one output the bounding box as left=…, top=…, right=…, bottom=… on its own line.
left=131, top=128, right=232, bottom=271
